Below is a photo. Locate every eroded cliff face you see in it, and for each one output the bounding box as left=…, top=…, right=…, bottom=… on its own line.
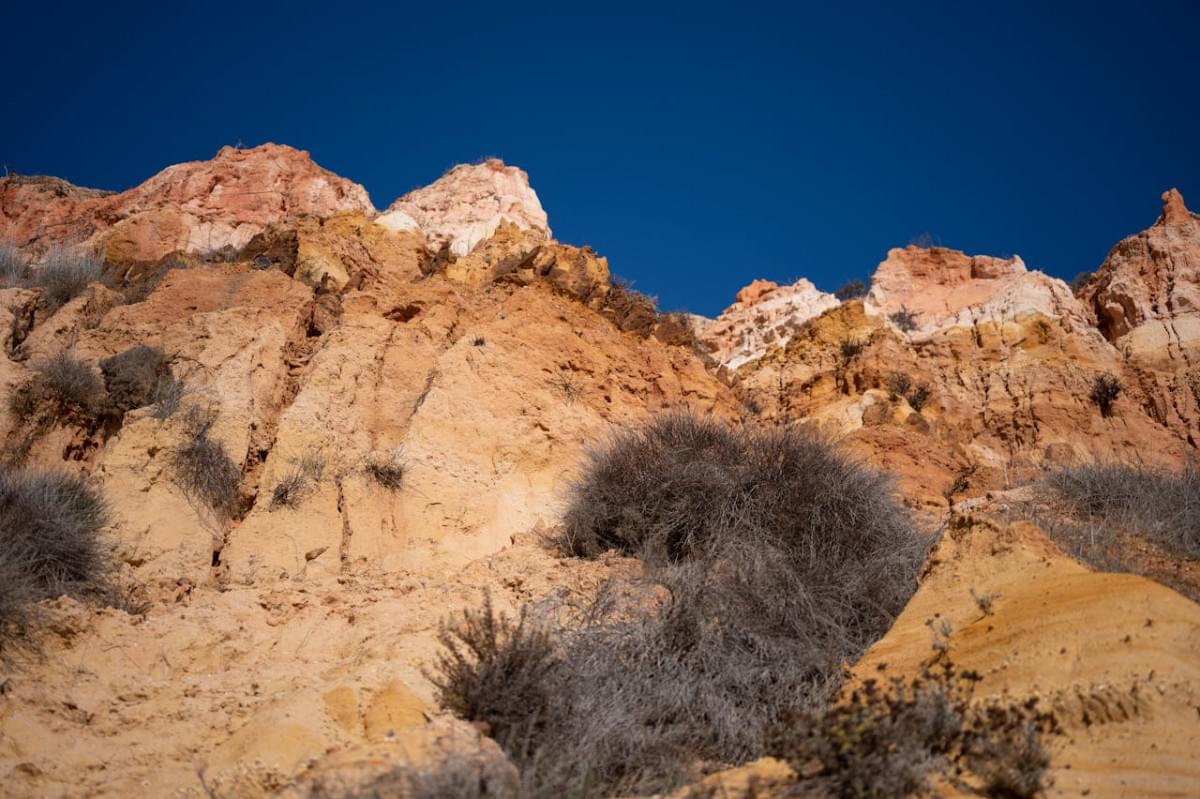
left=0, top=148, right=733, bottom=797
left=0, top=144, right=376, bottom=262
left=1, top=149, right=1197, bottom=798
left=697, top=199, right=1200, bottom=508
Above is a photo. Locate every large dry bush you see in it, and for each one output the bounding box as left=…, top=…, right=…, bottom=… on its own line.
left=1041, top=463, right=1200, bottom=599
left=0, top=468, right=115, bottom=655
left=435, top=414, right=931, bottom=797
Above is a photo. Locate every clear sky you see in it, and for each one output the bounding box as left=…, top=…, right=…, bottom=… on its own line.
left=3, top=2, right=1196, bottom=316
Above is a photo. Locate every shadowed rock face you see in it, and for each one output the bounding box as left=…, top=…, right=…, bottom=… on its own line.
left=1, top=149, right=1198, bottom=799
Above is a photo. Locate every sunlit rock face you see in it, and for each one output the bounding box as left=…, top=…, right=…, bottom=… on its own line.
left=0, top=143, right=375, bottom=261
left=695, top=278, right=840, bottom=369
left=383, top=158, right=551, bottom=257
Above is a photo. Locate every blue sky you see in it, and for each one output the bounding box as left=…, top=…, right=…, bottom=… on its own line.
left=3, top=2, right=1196, bottom=316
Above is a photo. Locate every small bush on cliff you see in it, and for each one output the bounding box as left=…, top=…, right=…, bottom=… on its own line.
left=907, top=382, right=932, bottom=411
left=835, top=278, right=868, bottom=301
left=0, top=467, right=114, bottom=654
left=1070, top=270, right=1094, bottom=293
left=365, top=449, right=406, bottom=490
left=840, top=337, right=864, bottom=360
left=1089, top=373, right=1121, bottom=416
left=12, top=352, right=106, bottom=422
left=887, top=371, right=913, bottom=399
left=889, top=306, right=919, bottom=332
left=173, top=408, right=241, bottom=519
left=270, top=450, right=326, bottom=509
left=30, top=248, right=104, bottom=311
left=99, top=345, right=170, bottom=416
left=0, top=244, right=31, bottom=286
left=433, top=414, right=929, bottom=796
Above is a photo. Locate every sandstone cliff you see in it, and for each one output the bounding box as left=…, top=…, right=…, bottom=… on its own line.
left=1, top=149, right=1197, bottom=798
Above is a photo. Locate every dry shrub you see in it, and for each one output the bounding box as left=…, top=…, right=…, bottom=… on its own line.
left=365, top=449, right=406, bottom=490
left=601, top=278, right=660, bottom=338
left=304, top=752, right=518, bottom=799
left=888, top=306, right=919, bottom=333
left=173, top=408, right=241, bottom=519
left=840, top=337, right=864, bottom=360
left=434, top=414, right=930, bottom=796
left=765, top=663, right=1055, bottom=798
left=270, top=450, right=326, bottom=509
left=31, top=247, right=104, bottom=311
left=99, top=345, right=169, bottom=415
left=0, top=467, right=115, bottom=656
left=1089, top=373, right=1121, bottom=417
left=0, top=244, right=31, bottom=286
left=1041, top=463, right=1200, bottom=601
left=12, top=352, right=105, bottom=423
left=149, top=372, right=186, bottom=419
left=835, top=279, right=868, bottom=301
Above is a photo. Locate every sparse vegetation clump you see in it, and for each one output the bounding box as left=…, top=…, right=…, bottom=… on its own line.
left=886, top=371, right=913, bottom=399
left=304, top=752, right=518, bottom=799
left=99, top=345, right=170, bottom=416
left=1045, top=463, right=1200, bottom=562
left=839, top=336, right=864, bottom=360
left=835, top=278, right=868, bottom=301
left=433, top=413, right=930, bottom=796
left=0, top=245, right=102, bottom=310
left=1089, top=373, right=1121, bottom=417
left=0, top=244, right=31, bottom=285
left=270, top=450, right=326, bottom=509
left=31, top=247, right=104, bottom=311
left=11, top=352, right=105, bottom=423
left=172, top=408, right=241, bottom=519
left=0, top=467, right=114, bottom=654
left=889, top=306, right=919, bottom=333
left=765, top=663, right=1055, bottom=799
left=365, top=449, right=406, bottom=490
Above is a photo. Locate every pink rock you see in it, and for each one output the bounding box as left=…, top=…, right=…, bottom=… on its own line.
left=0, top=143, right=375, bottom=261
left=383, top=158, right=550, bottom=257
left=696, top=278, right=839, bottom=368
